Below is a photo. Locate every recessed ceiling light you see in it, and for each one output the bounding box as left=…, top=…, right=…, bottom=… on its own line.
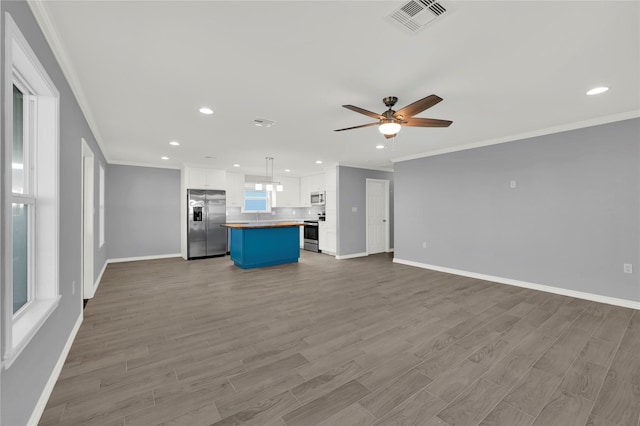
left=233, top=164, right=240, bottom=167
left=199, top=107, right=214, bottom=115
left=376, top=144, right=385, bottom=149
left=161, top=156, right=169, bottom=160
left=284, top=169, right=291, bottom=172
left=169, top=141, right=180, bottom=146
left=315, top=160, right=323, bottom=164
left=586, top=86, right=609, bottom=96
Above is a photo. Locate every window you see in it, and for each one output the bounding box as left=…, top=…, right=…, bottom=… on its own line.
left=99, top=164, right=105, bottom=247
left=3, top=13, right=60, bottom=368
left=243, top=190, right=270, bottom=213
left=11, top=82, right=34, bottom=315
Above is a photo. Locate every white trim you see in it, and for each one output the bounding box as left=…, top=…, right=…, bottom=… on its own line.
left=108, top=159, right=181, bottom=170
left=392, top=110, right=640, bottom=164
left=393, top=258, right=640, bottom=310
left=27, top=313, right=82, bottom=426
left=93, top=261, right=108, bottom=297
left=81, top=139, right=95, bottom=299
left=108, top=253, right=182, bottom=264
left=338, top=163, right=394, bottom=173
left=335, top=252, right=368, bottom=260
left=26, top=1, right=108, bottom=161
left=387, top=248, right=395, bottom=253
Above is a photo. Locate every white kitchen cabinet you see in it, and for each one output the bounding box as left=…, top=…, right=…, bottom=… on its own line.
left=273, top=176, right=300, bottom=207
left=325, top=167, right=336, bottom=191
left=300, top=176, right=311, bottom=207
left=185, top=167, right=226, bottom=190
left=301, top=173, right=324, bottom=206
left=318, top=221, right=328, bottom=252
left=225, top=172, right=245, bottom=208
left=322, top=189, right=337, bottom=255
left=310, top=173, right=324, bottom=192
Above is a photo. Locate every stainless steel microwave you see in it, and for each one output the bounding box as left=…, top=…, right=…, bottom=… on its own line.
left=310, top=191, right=325, bottom=206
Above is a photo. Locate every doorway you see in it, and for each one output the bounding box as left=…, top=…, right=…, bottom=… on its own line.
left=366, top=178, right=390, bottom=255
left=81, top=139, right=94, bottom=302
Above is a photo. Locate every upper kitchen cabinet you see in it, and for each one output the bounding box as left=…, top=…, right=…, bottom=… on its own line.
left=225, top=172, right=245, bottom=207
left=325, top=167, right=336, bottom=191
left=300, top=173, right=324, bottom=206
left=185, top=167, right=226, bottom=190
left=273, top=176, right=300, bottom=207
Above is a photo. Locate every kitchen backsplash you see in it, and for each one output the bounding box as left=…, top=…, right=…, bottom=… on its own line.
left=226, top=206, right=325, bottom=222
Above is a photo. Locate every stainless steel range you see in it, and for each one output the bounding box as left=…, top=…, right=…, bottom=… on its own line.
left=303, top=220, right=320, bottom=252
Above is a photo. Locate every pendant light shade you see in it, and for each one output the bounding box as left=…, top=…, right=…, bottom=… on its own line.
left=256, top=157, right=283, bottom=192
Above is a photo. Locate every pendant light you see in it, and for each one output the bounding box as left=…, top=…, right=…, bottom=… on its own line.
left=254, top=157, right=283, bottom=192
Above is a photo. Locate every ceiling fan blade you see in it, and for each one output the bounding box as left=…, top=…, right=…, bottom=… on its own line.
left=342, top=105, right=383, bottom=120
left=334, top=122, right=379, bottom=132
left=403, top=117, right=452, bottom=128
left=394, top=95, right=443, bottom=119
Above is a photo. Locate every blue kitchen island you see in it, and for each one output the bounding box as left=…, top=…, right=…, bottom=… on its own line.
left=221, top=222, right=305, bottom=269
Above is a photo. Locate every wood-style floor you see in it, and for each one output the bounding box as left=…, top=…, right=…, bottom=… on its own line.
left=40, top=252, right=640, bottom=426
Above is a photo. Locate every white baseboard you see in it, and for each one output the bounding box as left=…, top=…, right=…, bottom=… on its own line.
left=28, top=313, right=83, bottom=426
left=108, top=253, right=181, bottom=263
left=393, top=258, right=640, bottom=310
left=336, top=252, right=368, bottom=260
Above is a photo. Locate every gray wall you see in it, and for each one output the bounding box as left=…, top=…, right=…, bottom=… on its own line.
left=106, top=165, right=180, bottom=259
left=395, top=118, right=640, bottom=302
left=337, top=166, right=394, bottom=256
left=1, top=1, right=107, bottom=424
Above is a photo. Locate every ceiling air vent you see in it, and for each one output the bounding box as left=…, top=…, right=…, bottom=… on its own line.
left=253, top=118, right=275, bottom=127
left=386, top=0, right=450, bottom=35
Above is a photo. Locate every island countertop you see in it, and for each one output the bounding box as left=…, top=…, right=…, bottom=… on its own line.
left=221, top=222, right=305, bottom=229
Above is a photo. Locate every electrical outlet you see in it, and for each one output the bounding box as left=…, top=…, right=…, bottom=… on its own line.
left=72, top=280, right=76, bottom=295
left=422, top=242, right=427, bottom=249
left=352, top=207, right=357, bottom=212
left=510, top=180, right=517, bottom=189
left=623, top=264, right=632, bottom=274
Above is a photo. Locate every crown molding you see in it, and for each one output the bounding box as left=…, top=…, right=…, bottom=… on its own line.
left=27, top=0, right=110, bottom=161
left=392, top=110, right=640, bottom=164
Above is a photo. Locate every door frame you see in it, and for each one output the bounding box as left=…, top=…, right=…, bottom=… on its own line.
left=365, top=178, right=390, bottom=255
left=81, top=138, right=95, bottom=300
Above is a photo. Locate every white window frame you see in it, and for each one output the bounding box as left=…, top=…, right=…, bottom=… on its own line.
left=241, top=188, right=272, bottom=213
left=3, top=13, right=60, bottom=369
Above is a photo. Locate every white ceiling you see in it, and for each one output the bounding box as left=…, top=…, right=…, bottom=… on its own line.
left=32, top=0, right=639, bottom=177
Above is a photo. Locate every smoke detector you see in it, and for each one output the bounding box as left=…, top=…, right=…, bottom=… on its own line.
left=253, top=118, right=275, bottom=127
left=387, top=0, right=451, bottom=34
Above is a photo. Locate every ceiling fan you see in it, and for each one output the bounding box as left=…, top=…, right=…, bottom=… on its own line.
left=334, top=94, right=452, bottom=139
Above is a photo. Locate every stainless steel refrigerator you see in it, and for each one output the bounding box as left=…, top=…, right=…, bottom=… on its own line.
left=187, top=189, right=227, bottom=259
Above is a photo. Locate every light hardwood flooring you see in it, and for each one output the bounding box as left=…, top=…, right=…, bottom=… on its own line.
left=40, top=252, right=640, bottom=426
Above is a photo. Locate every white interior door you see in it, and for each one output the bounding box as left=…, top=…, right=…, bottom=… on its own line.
left=81, top=139, right=95, bottom=300
left=366, top=179, right=389, bottom=254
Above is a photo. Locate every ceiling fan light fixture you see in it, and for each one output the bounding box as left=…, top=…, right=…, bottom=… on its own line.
left=379, top=120, right=401, bottom=135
